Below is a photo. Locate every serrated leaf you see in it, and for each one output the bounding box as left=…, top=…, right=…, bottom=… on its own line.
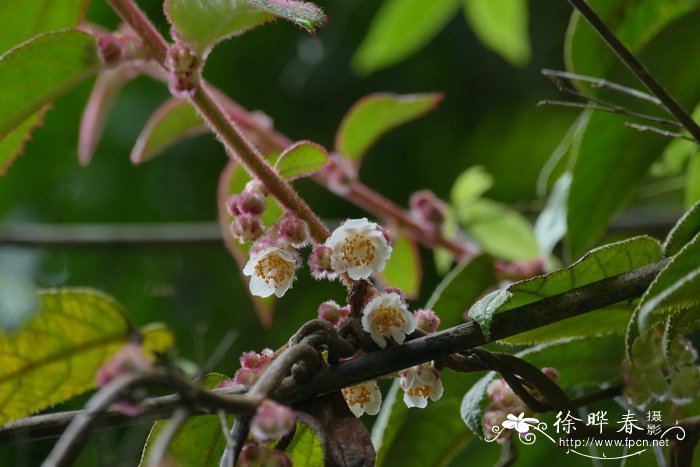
left=165, top=0, right=326, bottom=55
left=687, top=153, right=700, bottom=209
left=132, top=98, right=205, bottom=165
left=284, top=423, right=324, bottom=466
left=0, top=107, right=48, bottom=176
left=450, top=165, right=494, bottom=214
left=457, top=198, right=540, bottom=261
left=566, top=10, right=700, bottom=257
left=275, top=141, right=328, bottom=180
left=461, top=335, right=624, bottom=438
left=217, top=160, right=283, bottom=327
left=664, top=199, right=700, bottom=257
left=335, top=93, right=442, bottom=161
left=0, top=274, right=39, bottom=333
left=141, top=373, right=232, bottom=467
left=379, top=234, right=422, bottom=299
left=0, top=30, right=102, bottom=140
left=468, top=236, right=662, bottom=342
left=463, top=0, right=530, bottom=66
left=0, top=288, right=173, bottom=426
left=352, top=0, right=461, bottom=75
left=425, top=254, right=496, bottom=328
left=633, top=232, right=700, bottom=341
left=664, top=305, right=700, bottom=361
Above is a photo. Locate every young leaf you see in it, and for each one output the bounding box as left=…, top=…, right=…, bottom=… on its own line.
left=285, top=423, right=324, bottom=466
left=352, top=0, right=461, bottom=75
left=461, top=335, right=624, bottom=437
left=0, top=106, right=48, bottom=175
left=0, top=31, right=102, bottom=140
left=687, top=154, right=700, bottom=209
left=457, top=199, right=540, bottom=261
left=425, top=254, right=496, bottom=328
left=335, top=93, right=442, bottom=161
left=132, top=98, right=206, bottom=165
left=664, top=199, right=700, bottom=257
left=463, top=0, right=530, bottom=66
left=633, top=232, right=700, bottom=339
left=275, top=141, right=329, bottom=180
left=218, top=160, right=283, bottom=327
left=141, top=373, right=232, bottom=467
left=534, top=172, right=571, bottom=257
left=468, top=236, right=662, bottom=340
left=450, top=165, right=494, bottom=214
left=0, top=289, right=173, bottom=426
left=379, top=234, right=422, bottom=299
left=165, top=0, right=326, bottom=55
left=566, top=10, right=700, bottom=257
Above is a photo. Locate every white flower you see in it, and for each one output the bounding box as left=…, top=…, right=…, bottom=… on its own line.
left=324, top=218, right=392, bottom=280
left=341, top=380, right=382, bottom=417
left=399, top=364, right=444, bottom=408
left=361, top=292, right=416, bottom=348
left=501, top=413, right=539, bottom=434
left=243, top=247, right=297, bottom=298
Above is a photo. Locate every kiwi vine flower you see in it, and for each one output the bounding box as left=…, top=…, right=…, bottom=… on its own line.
left=324, top=218, right=392, bottom=280
left=361, top=292, right=416, bottom=348
left=341, top=380, right=382, bottom=417
left=399, top=364, right=444, bottom=408
left=243, top=247, right=298, bottom=298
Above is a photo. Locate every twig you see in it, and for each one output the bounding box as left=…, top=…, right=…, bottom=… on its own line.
left=567, top=0, right=700, bottom=144
left=220, top=415, right=251, bottom=467
left=4, top=259, right=668, bottom=444
left=538, top=99, right=683, bottom=129
left=624, top=122, right=694, bottom=142
left=217, top=410, right=236, bottom=467
left=145, top=406, right=190, bottom=467
left=541, top=69, right=662, bottom=106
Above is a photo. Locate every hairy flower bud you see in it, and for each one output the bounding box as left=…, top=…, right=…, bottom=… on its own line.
left=238, top=189, right=267, bottom=216
left=409, top=190, right=446, bottom=236
left=96, top=343, right=152, bottom=387
left=414, top=309, right=440, bottom=334
left=317, top=300, right=350, bottom=327
left=250, top=400, right=296, bottom=442
left=230, top=215, right=265, bottom=243
left=319, top=154, right=356, bottom=195
left=278, top=215, right=309, bottom=247
left=308, top=245, right=336, bottom=280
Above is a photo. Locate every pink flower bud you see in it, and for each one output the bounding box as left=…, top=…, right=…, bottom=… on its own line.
left=382, top=287, right=405, bottom=302
left=415, top=309, right=440, bottom=333
left=308, top=245, right=337, bottom=280
left=238, top=189, right=267, bottom=216
left=166, top=43, right=200, bottom=98
left=226, top=194, right=242, bottom=216
left=241, top=348, right=275, bottom=369
left=278, top=215, right=309, bottom=247
left=318, top=300, right=350, bottom=327
left=409, top=190, right=446, bottom=225
left=230, top=215, right=265, bottom=243
left=250, top=400, right=296, bottom=442
left=494, top=257, right=547, bottom=281
left=96, top=343, right=152, bottom=387
left=238, top=441, right=264, bottom=466
left=319, top=154, right=356, bottom=195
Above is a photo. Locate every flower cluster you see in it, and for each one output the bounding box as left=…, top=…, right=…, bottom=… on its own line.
left=399, top=364, right=444, bottom=408
left=482, top=368, right=558, bottom=442
left=227, top=348, right=275, bottom=387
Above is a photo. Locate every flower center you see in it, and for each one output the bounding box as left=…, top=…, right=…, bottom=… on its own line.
left=342, top=384, right=371, bottom=407
left=407, top=384, right=432, bottom=399
left=254, top=253, right=293, bottom=285
left=371, top=305, right=405, bottom=334
left=340, top=234, right=376, bottom=267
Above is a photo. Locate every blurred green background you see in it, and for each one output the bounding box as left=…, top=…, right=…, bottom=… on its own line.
left=0, top=0, right=636, bottom=464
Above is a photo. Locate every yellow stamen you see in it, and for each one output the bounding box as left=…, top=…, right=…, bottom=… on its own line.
left=254, top=253, right=293, bottom=285
left=342, top=384, right=371, bottom=407
left=340, top=234, right=376, bottom=267
left=371, top=305, right=405, bottom=334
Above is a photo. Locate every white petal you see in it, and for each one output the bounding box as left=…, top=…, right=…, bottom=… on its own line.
left=390, top=327, right=406, bottom=344
left=430, top=379, right=444, bottom=402
left=347, top=402, right=364, bottom=418
left=346, top=264, right=373, bottom=280
left=342, top=218, right=372, bottom=230
left=364, top=396, right=382, bottom=416
left=248, top=275, right=274, bottom=298
left=370, top=332, right=387, bottom=348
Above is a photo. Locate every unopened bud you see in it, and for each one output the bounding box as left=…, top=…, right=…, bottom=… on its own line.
left=230, top=215, right=265, bottom=243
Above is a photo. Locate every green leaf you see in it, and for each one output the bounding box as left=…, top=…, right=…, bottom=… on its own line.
left=165, top=0, right=326, bottom=55
left=565, top=0, right=700, bottom=84
left=468, top=236, right=662, bottom=341
left=335, top=93, right=442, bottom=161
left=450, top=165, right=494, bottom=214
left=352, top=0, right=461, bottom=75
left=275, top=141, right=329, bottom=180
left=633, top=232, right=700, bottom=339
left=0, top=0, right=87, bottom=54
left=461, top=335, right=624, bottom=437
left=0, top=107, right=48, bottom=175
left=425, top=254, right=496, bottom=328
left=664, top=305, right=700, bottom=360
left=285, top=423, right=324, bottom=466
left=141, top=373, right=232, bottom=467
left=664, top=199, right=700, bottom=257
left=0, top=288, right=173, bottom=425
left=379, top=235, right=422, bottom=299
left=687, top=153, right=700, bottom=209
left=0, top=274, right=39, bottom=333
left=0, top=30, right=102, bottom=140
left=463, top=0, right=530, bottom=66
left=218, top=160, right=283, bottom=326
left=131, top=98, right=205, bottom=164
left=457, top=199, right=540, bottom=261
left=566, top=10, right=700, bottom=257
left=534, top=172, right=570, bottom=256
